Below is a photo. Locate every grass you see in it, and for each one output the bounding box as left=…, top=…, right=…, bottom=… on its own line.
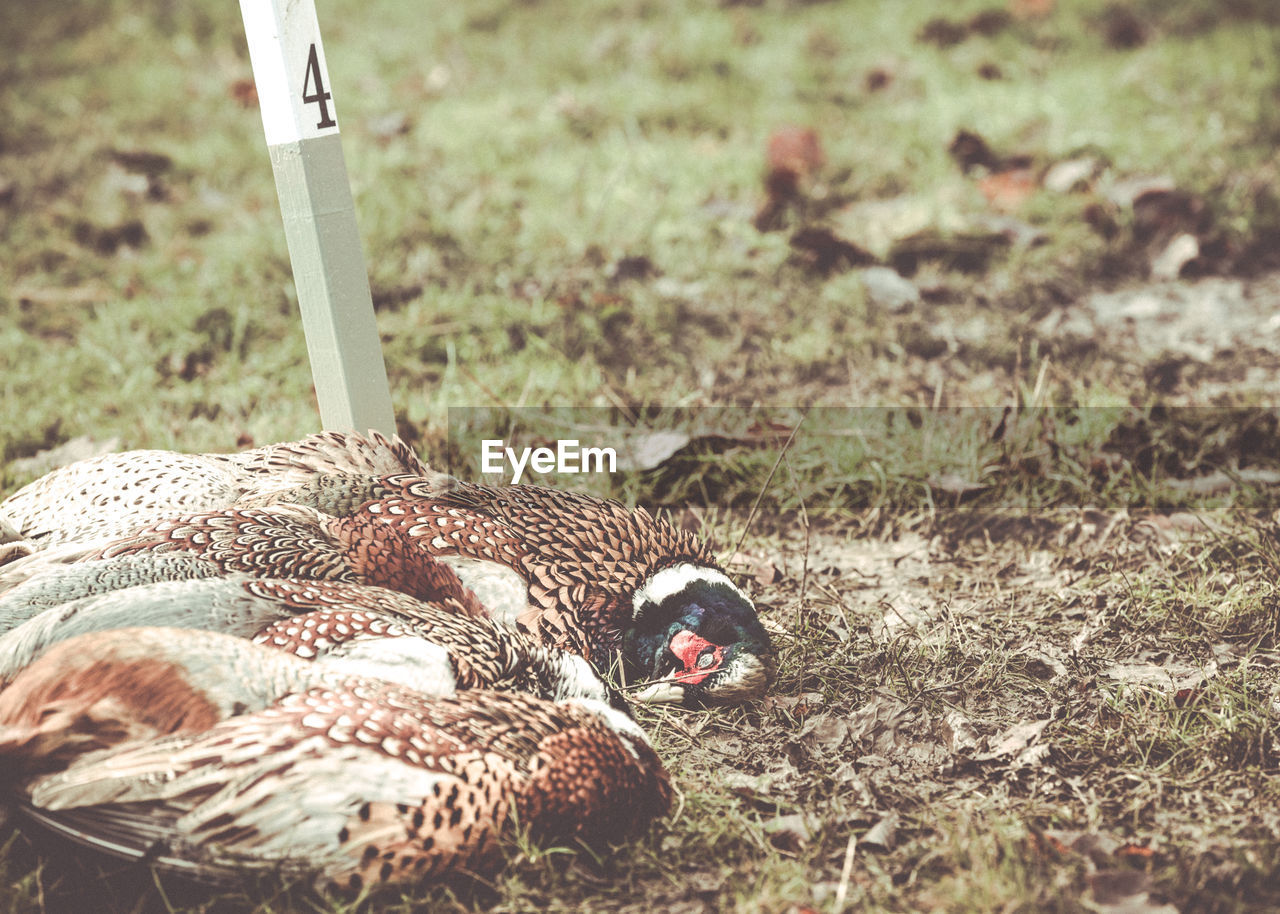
left=4, top=0, right=1280, bottom=910
left=4, top=0, right=1280, bottom=465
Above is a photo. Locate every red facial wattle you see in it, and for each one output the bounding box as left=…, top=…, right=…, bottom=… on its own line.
left=668, top=630, right=726, bottom=685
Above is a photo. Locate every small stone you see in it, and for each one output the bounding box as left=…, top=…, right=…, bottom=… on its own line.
left=1043, top=156, right=1098, bottom=193
left=860, top=266, right=920, bottom=314
left=1150, top=232, right=1200, bottom=280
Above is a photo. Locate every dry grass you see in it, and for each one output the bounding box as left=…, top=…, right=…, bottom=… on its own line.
left=3, top=0, right=1280, bottom=910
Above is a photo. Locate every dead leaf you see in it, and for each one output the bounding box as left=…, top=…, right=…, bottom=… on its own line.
left=942, top=710, right=981, bottom=753
left=722, top=771, right=773, bottom=803
left=725, top=549, right=782, bottom=587
left=799, top=714, right=849, bottom=754
left=1150, top=232, right=1200, bottom=280
left=1029, top=828, right=1176, bottom=912
left=745, top=419, right=801, bottom=443
left=1089, top=870, right=1179, bottom=914
left=979, top=168, right=1037, bottom=212
left=928, top=472, right=991, bottom=499
left=1132, top=510, right=1227, bottom=544
left=860, top=266, right=920, bottom=314
left=862, top=811, right=899, bottom=850
left=766, top=692, right=825, bottom=717
left=846, top=695, right=911, bottom=750
left=229, top=78, right=258, bottom=107
left=1104, top=175, right=1176, bottom=210
left=751, top=557, right=782, bottom=586
left=1103, top=657, right=1217, bottom=695
left=613, top=430, right=691, bottom=471
left=975, top=718, right=1050, bottom=761
left=755, top=126, right=825, bottom=230
left=763, top=813, right=812, bottom=852
left=1043, top=156, right=1100, bottom=193
left=765, top=126, right=825, bottom=198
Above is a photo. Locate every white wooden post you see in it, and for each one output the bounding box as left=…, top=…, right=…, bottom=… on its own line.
left=238, top=0, right=397, bottom=435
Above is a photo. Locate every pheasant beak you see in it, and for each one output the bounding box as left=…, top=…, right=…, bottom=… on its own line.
left=634, top=680, right=686, bottom=703
left=634, top=630, right=732, bottom=705
left=666, top=630, right=726, bottom=685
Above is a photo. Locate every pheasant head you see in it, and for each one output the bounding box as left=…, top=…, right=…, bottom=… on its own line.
left=626, top=562, right=776, bottom=706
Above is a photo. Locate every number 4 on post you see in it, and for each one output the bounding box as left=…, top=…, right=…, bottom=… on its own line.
left=302, top=43, right=337, bottom=129
left=238, top=0, right=396, bottom=435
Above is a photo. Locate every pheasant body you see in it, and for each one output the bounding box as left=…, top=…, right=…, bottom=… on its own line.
left=1, top=433, right=776, bottom=704
left=0, top=628, right=671, bottom=890
left=342, top=480, right=775, bottom=705
left=0, top=431, right=425, bottom=552
left=0, top=553, right=221, bottom=633
left=0, top=576, right=619, bottom=707
left=0, top=504, right=484, bottom=619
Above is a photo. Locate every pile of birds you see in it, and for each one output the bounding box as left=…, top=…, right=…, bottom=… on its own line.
left=0, top=431, right=775, bottom=895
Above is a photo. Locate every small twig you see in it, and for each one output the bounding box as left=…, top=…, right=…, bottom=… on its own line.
left=453, top=358, right=506, bottom=407
left=597, top=381, right=639, bottom=424
left=1030, top=355, right=1051, bottom=406
left=668, top=781, right=687, bottom=827
left=729, top=413, right=806, bottom=564
left=618, top=674, right=678, bottom=693
left=834, top=830, right=858, bottom=912
left=782, top=447, right=812, bottom=607
left=149, top=867, right=177, bottom=914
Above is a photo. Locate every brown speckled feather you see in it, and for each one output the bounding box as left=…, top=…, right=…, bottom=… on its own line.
left=236, top=473, right=775, bottom=707
left=0, top=432, right=427, bottom=551
left=0, top=629, right=670, bottom=890
left=88, top=505, right=484, bottom=613
left=251, top=606, right=613, bottom=705
left=1, top=575, right=601, bottom=701
left=3, top=434, right=774, bottom=706
left=351, top=478, right=715, bottom=658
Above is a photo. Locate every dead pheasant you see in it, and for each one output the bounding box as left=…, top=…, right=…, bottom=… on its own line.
left=0, top=503, right=484, bottom=626
left=240, top=473, right=777, bottom=706
left=0, top=627, right=671, bottom=891
left=0, top=576, right=617, bottom=708
left=1, top=433, right=776, bottom=705
left=0, top=430, right=425, bottom=553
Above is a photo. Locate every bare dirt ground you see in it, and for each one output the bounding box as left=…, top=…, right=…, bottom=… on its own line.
left=698, top=496, right=1280, bottom=913
left=1036, top=272, right=1280, bottom=403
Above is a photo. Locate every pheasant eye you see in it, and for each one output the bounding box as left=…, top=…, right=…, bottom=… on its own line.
left=696, top=649, right=717, bottom=670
